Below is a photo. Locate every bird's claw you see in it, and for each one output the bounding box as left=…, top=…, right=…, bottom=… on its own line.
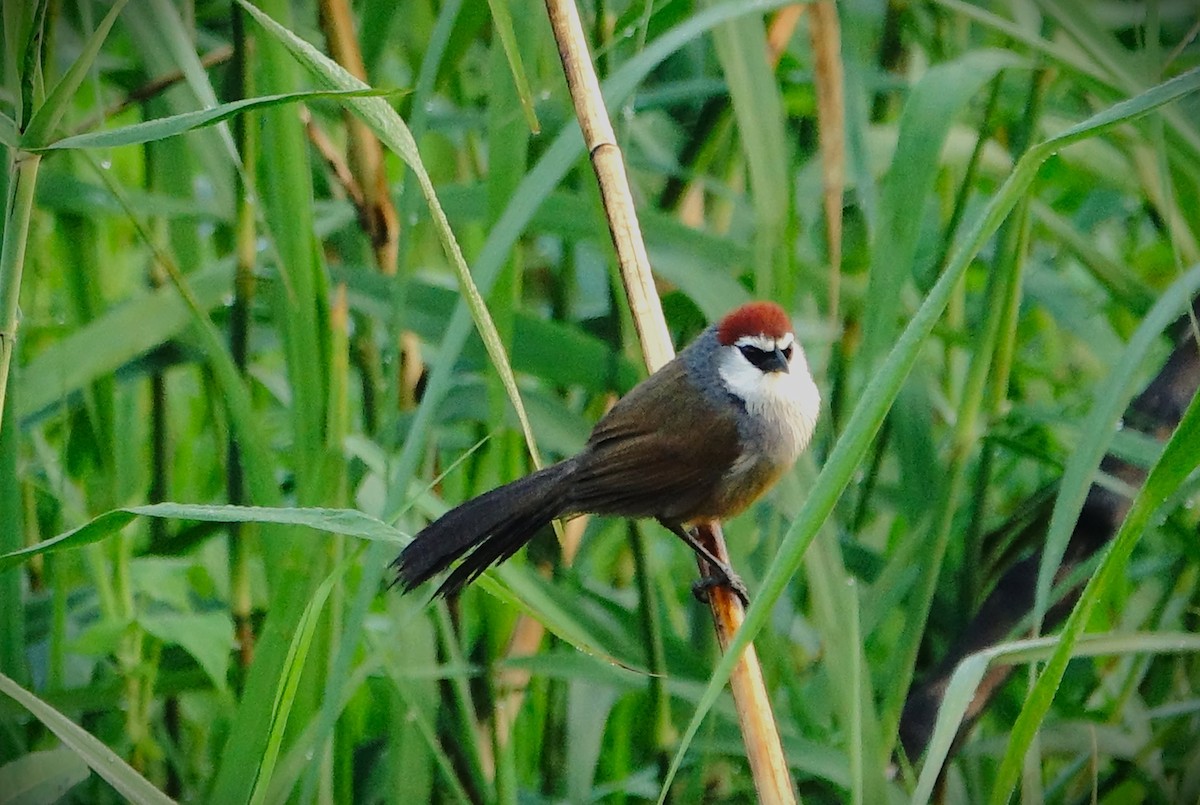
left=691, top=568, right=750, bottom=607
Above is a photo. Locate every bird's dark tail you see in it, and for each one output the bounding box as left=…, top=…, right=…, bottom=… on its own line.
left=392, top=458, right=577, bottom=598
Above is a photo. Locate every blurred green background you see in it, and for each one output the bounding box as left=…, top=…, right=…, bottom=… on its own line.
left=1, top=0, right=1199, bottom=802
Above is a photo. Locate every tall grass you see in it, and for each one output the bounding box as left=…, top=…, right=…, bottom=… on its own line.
left=1, top=1, right=1198, bottom=803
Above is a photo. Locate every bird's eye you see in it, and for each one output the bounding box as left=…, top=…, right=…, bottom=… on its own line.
left=738, top=344, right=771, bottom=369
left=781, top=344, right=794, bottom=361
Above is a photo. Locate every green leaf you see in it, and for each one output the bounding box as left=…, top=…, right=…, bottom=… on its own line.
left=20, top=0, right=130, bottom=146
left=0, top=747, right=90, bottom=805
left=17, top=262, right=235, bottom=424
left=862, top=48, right=1022, bottom=366
left=484, top=566, right=652, bottom=673
left=0, top=672, right=173, bottom=804
left=484, top=0, right=539, bottom=132
left=131, top=503, right=406, bottom=543
left=0, top=504, right=404, bottom=570
left=0, top=111, right=18, bottom=147
left=139, top=612, right=235, bottom=694
left=0, top=510, right=136, bottom=571
left=248, top=553, right=357, bottom=805
left=69, top=618, right=133, bottom=658
left=708, top=7, right=790, bottom=297
left=36, top=89, right=393, bottom=151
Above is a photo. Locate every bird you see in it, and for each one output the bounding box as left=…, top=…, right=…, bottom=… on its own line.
left=392, top=301, right=820, bottom=604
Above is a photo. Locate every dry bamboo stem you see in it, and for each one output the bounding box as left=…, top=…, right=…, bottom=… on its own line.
left=543, top=2, right=797, bottom=802
left=543, top=0, right=671, bottom=366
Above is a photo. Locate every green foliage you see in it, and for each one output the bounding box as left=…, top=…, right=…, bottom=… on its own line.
left=1, top=1, right=1198, bottom=803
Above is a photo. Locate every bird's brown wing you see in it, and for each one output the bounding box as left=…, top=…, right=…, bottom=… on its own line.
left=567, top=359, right=742, bottom=522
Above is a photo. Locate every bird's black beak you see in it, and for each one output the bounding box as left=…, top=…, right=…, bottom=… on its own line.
left=763, top=348, right=789, bottom=373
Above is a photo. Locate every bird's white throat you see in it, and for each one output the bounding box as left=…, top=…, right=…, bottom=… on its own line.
left=718, top=340, right=820, bottom=462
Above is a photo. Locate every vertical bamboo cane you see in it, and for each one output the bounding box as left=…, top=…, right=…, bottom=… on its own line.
left=0, top=153, right=42, bottom=434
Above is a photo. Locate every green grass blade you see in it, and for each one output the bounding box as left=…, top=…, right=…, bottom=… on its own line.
left=484, top=566, right=651, bottom=672
left=130, top=503, right=404, bottom=542
left=247, top=553, right=357, bottom=805
left=4, top=0, right=38, bottom=129
left=0, top=504, right=403, bottom=570
left=861, top=48, right=1020, bottom=366
left=0, top=747, right=89, bottom=804
left=708, top=9, right=789, bottom=298
left=484, top=0, right=540, bottom=132
left=38, top=89, right=392, bottom=151
left=0, top=510, right=136, bottom=571
left=804, top=526, right=886, bottom=802
left=20, top=0, right=129, bottom=146
left=370, top=637, right=476, bottom=804
left=121, top=0, right=239, bottom=206
left=929, top=0, right=1110, bottom=85
left=1049, top=67, right=1200, bottom=145
left=0, top=112, right=17, bottom=147
left=0, top=384, right=22, bottom=687
left=656, top=63, right=1200, bottom=805
left=0, top=671, right=173, bottom=804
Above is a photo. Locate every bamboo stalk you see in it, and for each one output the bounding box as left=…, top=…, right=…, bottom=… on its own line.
left=0, top=152, right=41, bottom=434
left=228, top=2, right=259, bottom=676
left=543, top=1, right=671, bottom=366
left=542, top=2, right=797, bottom=801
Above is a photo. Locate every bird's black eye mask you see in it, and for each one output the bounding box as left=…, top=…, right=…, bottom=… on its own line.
left=738, top=343, right=791, bottom=373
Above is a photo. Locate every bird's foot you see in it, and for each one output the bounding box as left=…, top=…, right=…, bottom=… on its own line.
left=691, top=567, right=750, bottom=607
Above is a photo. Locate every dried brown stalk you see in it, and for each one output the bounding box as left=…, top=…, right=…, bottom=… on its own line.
left=301, top=105, right=364, bottom=210
left=543, top=1, right=797, bottom=801
left=806, top=1, right=846, bottom=323
left=766, top=6, right=804, bottom=63
left=318, top=0, right=399, bottom=274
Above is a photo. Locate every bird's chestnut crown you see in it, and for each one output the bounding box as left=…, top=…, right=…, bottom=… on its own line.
left=717, top=301, right=793, bottom=346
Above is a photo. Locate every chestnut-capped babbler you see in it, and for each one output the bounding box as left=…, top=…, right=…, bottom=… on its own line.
left=392, top=301, right=820, bottom=604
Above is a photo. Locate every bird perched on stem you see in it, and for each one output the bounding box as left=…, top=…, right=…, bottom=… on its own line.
left=393, top=301, right=820, bottom=604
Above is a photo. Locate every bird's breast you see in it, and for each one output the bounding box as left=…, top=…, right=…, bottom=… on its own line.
left=702, top=368, right=819, bottom=519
